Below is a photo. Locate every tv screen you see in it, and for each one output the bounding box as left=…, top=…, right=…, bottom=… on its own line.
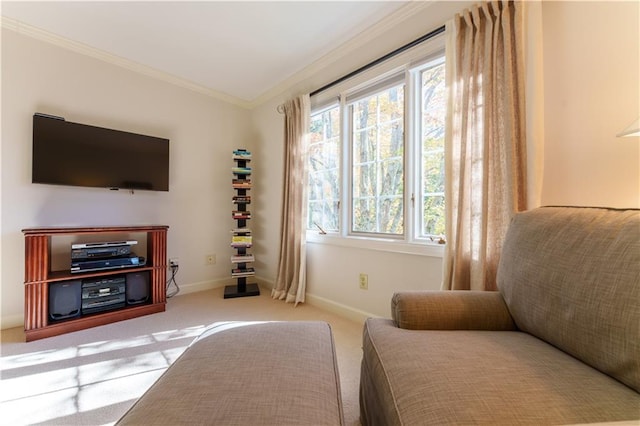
left=32, top=113, right=170, bottom=191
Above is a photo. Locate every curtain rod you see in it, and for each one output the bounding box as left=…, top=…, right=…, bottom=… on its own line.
left=309, top=24, right=446, bottom=98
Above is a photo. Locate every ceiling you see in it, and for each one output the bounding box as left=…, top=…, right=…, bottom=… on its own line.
left=1, top=1, right=409, bottom=107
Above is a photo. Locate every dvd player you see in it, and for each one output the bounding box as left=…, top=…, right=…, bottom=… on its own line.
left=72, top=245, right=132, bottom=260
left=71, top=240, right=137, bottom=249
left=71, top=254, right=146, bottom=273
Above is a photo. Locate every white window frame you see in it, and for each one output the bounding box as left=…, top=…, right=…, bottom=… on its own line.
left=347, top=74, right=405, bottom=239
left=307, top=102, right=342, bottom=234
left=411, top=54, right=447, bottom=243
left=307, top=36, right=446, bottom=258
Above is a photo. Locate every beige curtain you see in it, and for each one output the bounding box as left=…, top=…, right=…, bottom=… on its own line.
left=442, top=0, right=527, bottom=291
left=273, top=94, right=310, bottom=305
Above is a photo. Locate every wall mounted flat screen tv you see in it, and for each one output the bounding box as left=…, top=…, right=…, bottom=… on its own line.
left=32, top=113, right=169, bottom=191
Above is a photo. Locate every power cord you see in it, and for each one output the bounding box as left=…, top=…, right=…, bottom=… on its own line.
left=167, top=264, right=180, bottom=298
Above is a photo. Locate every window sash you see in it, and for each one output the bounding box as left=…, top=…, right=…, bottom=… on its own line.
left=348, top=82, right=405, bottom=237
left=416, top=56, right=446, bottom=240
left=308, top=106, right=342, bottom=232
left=307, top=37, right=447, bottom=247
left=344, top=70, right=405, bottom=105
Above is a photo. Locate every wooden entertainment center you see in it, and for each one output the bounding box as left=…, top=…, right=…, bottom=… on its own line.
left=22, top=225, right=168, bottom=342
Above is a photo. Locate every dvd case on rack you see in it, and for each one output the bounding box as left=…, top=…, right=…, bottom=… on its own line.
left=231, top=254, right=255, bottom=263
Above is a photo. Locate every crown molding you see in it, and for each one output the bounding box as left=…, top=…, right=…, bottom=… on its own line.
left=1, top=15, right=252, bottom=109
left=248, top=0, right=437, bottom=108
left=2, top=1, right=434, bottom=110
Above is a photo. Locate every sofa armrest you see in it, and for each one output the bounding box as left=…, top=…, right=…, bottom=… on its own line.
left=392, top=290, right=517, bottom=331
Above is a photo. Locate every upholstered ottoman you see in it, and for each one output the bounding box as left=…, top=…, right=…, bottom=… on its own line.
left=118, top=321, right=344, bottom=425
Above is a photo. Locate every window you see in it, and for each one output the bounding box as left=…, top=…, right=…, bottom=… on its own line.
left=419, top=58, right=446, bottom=239
left=351, top=83, right=404, bottom=235
left=307, top=47, right=446, bottom=250
left=308, top=106, right=340, bottom=232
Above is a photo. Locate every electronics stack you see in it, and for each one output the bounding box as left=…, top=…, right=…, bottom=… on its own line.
left=70, top=241, right=148, bottom=315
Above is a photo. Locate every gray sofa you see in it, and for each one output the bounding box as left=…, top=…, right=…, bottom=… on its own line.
left=360, top=206, right=640, bottom=425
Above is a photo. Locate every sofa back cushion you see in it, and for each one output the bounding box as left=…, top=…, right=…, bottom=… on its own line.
left=497, top=207, right=640, bottom=392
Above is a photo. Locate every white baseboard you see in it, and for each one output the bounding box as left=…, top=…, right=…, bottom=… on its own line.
left=171, top=277, right=233, bottom=296
left=1, top=314, right=24, bottom=330
left=256, top=276, right=375, bottom=325
left=304, top=293, right=377, bottom=325
left=183, top=275, right=375, bottom=324
left=173, top=276, right=274, bottom=297
left=1, top=277, right=376, bottom=330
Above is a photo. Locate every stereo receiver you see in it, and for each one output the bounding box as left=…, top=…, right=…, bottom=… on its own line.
left=81, top=276, right=126, bottom=314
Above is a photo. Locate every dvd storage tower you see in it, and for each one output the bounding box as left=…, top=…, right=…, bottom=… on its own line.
left=225, top=149, right=260, bottom=298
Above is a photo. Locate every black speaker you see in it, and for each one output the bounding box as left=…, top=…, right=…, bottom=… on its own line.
left=126, top=271, right=150, bottom=305
left=49, top=280, right=82, bottom=320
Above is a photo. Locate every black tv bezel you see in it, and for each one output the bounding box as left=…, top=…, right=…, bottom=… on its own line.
left=32, top=113, right=170, bottom=192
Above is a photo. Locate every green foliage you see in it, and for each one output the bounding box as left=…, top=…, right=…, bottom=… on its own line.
left=308, top=107, right=341, bottom=232
left=307, top=60, right=447, bottom=239
left=420, top=63, right=446, bottom=238
left=351, top=85, right=404, bottom=235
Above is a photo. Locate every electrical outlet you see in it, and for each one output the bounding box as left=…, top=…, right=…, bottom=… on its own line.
left=359, top=273, right=368, bottom=290
left=169, top=258, right=179, bottom=267
left=206, top=254, right=216, bottom=265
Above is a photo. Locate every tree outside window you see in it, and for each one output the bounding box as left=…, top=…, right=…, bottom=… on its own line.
left=308, top=107, right=340, bottom=232
left=420, top=61, right=446, bottom=239
left=307, top=51, right=446, bottom=246
left=351, top=85, right=404, bottom=235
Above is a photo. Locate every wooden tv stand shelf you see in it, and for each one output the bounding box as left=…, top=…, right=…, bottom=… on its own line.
left=22, top=225, right=168, bottom=342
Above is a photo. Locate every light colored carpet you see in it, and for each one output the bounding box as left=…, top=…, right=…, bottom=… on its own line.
left=1, top=285, right=364, bottom=425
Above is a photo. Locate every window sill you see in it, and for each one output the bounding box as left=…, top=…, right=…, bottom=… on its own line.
left=306, top=231, right=445, bottom=258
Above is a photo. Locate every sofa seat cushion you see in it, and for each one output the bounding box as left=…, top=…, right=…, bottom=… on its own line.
left=118, top=321, right=344, bottom=425
left=361, top=318, right=640, bottom=426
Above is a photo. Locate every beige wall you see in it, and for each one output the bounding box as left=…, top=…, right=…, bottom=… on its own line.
left=540, top=1, right=639, bottom=208
left=250, top=2, right=475, bottom=319
left=1, top=29, right=251, bottom=328
left=2, top=1, right=638, bottom=328
left=251, top=0, right=640, bottom=319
